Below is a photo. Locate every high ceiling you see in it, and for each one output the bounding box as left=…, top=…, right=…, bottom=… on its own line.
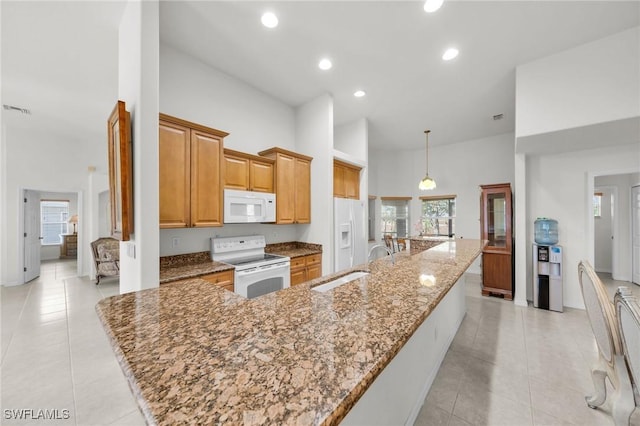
left=2, top=1, right=638, bottom=153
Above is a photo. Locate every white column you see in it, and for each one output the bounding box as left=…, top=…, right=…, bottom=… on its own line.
left=514, top=152, right=528, bottom=307
left=117, top=0, right=159, bottom=293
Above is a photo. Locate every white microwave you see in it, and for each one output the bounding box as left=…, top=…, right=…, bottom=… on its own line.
left=223, top=189, right=276, bottom=223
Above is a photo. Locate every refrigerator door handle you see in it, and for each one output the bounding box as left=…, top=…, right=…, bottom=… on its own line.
left=350, top=218, right=355, bottom=267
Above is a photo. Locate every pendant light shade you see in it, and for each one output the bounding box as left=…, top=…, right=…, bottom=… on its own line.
left=419, top=130, right=436, bottom=190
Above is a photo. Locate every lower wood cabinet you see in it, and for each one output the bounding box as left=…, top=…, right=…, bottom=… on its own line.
left=60, top=234, right=78, bottom=258
left=199, top=270, right=234, bottom=292
left=290, top=254, right=322, bottom=286
left=481, top=252, right=512, bottom=300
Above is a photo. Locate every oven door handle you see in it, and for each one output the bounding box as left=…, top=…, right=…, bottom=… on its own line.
left=236, top=262, right=290, bottom=276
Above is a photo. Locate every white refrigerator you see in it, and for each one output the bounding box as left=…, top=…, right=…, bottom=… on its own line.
left=334, top=197, right=367, bottom=272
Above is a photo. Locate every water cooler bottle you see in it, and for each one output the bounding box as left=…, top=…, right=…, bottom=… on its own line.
left=533, top=244, right=563, bottom=312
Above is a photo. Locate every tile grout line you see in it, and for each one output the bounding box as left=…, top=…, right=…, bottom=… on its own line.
left=63, top=276, right=79, bottom=426
left=0, top=280, right=34, bottom=366
left=520, top=306, right=536, bottom=426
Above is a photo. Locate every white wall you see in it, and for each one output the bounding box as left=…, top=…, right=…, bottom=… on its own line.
left=516, top=26, right=640, bottom=139
left=158, top=44, right=305, bottom=257
left=2, top=126, right=92, bottom=285
left=117, top=0, right=159, bottom=293
left=515, top=26, right=640, bottom=308
left=369, top=132, right=515, bottom=273
left=526, top=144, right=640, bottom=309
left=160, top=44, right=296, bottom=153
left=335, top=119, right=368, bottom=161
left=296, top=94, right=334, bottom=275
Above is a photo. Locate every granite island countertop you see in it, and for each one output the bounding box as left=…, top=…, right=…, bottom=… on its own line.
left=97, top=239, right=484, bottom=425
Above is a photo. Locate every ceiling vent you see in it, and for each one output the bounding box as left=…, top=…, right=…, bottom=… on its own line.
left=492, top=113, right=504, bottom=121
left=3, top=104, right=31, bottom=115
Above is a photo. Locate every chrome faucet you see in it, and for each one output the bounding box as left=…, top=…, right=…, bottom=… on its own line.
left=368, top=244, right=395, bottom=265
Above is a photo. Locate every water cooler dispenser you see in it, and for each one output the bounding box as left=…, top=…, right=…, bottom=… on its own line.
left=533, top=218, right=563, bottom=312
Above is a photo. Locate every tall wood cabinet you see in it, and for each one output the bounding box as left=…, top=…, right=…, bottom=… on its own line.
left=223, top=148, right=274, bottom=193
left=258, top=147, right=312, bottom=224
left=159, top=114, right=227, bottom=228
left=333, top=160, right=361, bottom=199
left=480, top=183, right=513, bottom=300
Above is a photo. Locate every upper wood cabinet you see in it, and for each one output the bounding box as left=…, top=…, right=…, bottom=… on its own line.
left=258, top=147, right=312, bottom=224
left=480, top=183, right=513, bottom=300
left=223, top=148, right=274, bottom=193
left=159, top=114, right=227, bottom=229
left=333, top=160, right=361, bottom=199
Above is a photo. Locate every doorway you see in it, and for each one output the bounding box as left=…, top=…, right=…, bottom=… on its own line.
left=21, top=189, right=81, bottom=284
left=594, top=186, right=615, bottom=274
left=591, top=172, right=640, bottom=284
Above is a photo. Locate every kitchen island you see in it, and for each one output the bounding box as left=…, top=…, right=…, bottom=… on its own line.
left=96, top=239, right=484, bottom=425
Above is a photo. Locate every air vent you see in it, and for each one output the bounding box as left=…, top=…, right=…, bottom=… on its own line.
left=3, top=104, right=31, bottom=115
left=493, top=113, right=504, bottom=121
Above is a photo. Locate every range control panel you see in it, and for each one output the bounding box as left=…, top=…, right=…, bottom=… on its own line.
left=211, top=235, right=266, bottom=254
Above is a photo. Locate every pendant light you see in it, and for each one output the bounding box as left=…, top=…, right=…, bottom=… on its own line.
left=419, top=129, right=436, bottom=190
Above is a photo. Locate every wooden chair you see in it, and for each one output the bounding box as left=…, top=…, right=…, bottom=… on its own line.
left=578, top=261, right=632, bottom=425
left=90, top=237, right=120, bottom=284
left=383, top=234, right=405, bottom=253
left=613, top=286, right=640, bottom=425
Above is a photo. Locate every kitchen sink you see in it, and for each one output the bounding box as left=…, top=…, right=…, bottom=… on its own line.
left=311, top=271, right=370, bottom=293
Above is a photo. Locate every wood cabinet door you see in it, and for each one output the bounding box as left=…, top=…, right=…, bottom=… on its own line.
left=250, top=160, right=274, bottom=193
left=224, top=154, right=250, bottom=190
left=290, top=267, right=307, bottom=286
left=307, top=263, right=322, bottom=281
left=344, top=167, right=359, bottom=199
left=275, top=153, right=296, bottom=224
left=190, top=130, right=223, bottom=227
left=294, top=158, right=311, bottom=223
left=482, top=252, right=513, bottom=298
left=333, top=164, right=346, bottom=198
left=201, top=270, right=234, bottom=292
left=159, top=120, right=190, bottom=228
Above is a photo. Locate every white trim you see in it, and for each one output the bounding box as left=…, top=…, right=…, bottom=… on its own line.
left=594, top=185, right=618, bottom=278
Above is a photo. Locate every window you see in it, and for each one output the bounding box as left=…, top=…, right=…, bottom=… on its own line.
left=593, top=192, right=602, bottom=218
left=381, top=197, right=410, bottom=238
left=41, top=200, right=70, bottom=245
left=421, top=195, right=456, bottom=237
left=368, top=196, right=376, bottom=241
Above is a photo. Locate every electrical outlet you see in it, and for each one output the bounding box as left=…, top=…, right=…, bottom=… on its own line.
left=172, top=237, right=180, bottom=248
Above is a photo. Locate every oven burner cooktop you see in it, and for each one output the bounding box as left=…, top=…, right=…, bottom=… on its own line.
left=223, top=253, right=287, bottom=267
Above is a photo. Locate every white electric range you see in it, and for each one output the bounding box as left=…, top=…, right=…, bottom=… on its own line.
left=210, top=235, right=290, bottom=299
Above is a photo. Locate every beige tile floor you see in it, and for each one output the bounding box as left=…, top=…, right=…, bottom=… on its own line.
left=1, top=260, right=638, bottom=425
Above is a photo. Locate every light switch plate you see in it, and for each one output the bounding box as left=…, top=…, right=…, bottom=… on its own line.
left=127, top=243, right=136, bottom=259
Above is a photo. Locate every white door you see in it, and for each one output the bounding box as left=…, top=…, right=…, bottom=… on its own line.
left=632, top=185, right=640, bottom=285
left=24, top=189, right=41, bottom=283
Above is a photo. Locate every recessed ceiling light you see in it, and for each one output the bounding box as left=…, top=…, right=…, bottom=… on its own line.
left=261, top=12, right=278, bottom=28
left=442, top=48, right=459, bottom=61
left=424, top=0, right=444, bottom=13
left=318, top=58, right=332, bottom=70
left=354, top=90, right=366, bottom=98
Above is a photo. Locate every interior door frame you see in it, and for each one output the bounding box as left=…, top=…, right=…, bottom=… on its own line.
left=632, top=183, right=640, bottom=284
left=18, top=187, right=84, bottom=284
left=594, top=185, right=617, bottom=275
left=587, top=168, right=637, bottom=283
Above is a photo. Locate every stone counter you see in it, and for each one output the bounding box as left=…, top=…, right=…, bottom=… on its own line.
left=408, top=236, right=454, bottom=255
left=265, top=241, right=322, bottom=258
left=97, top=239, right=484, bottom=425
left=159, top=251, right=233, bottom=284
